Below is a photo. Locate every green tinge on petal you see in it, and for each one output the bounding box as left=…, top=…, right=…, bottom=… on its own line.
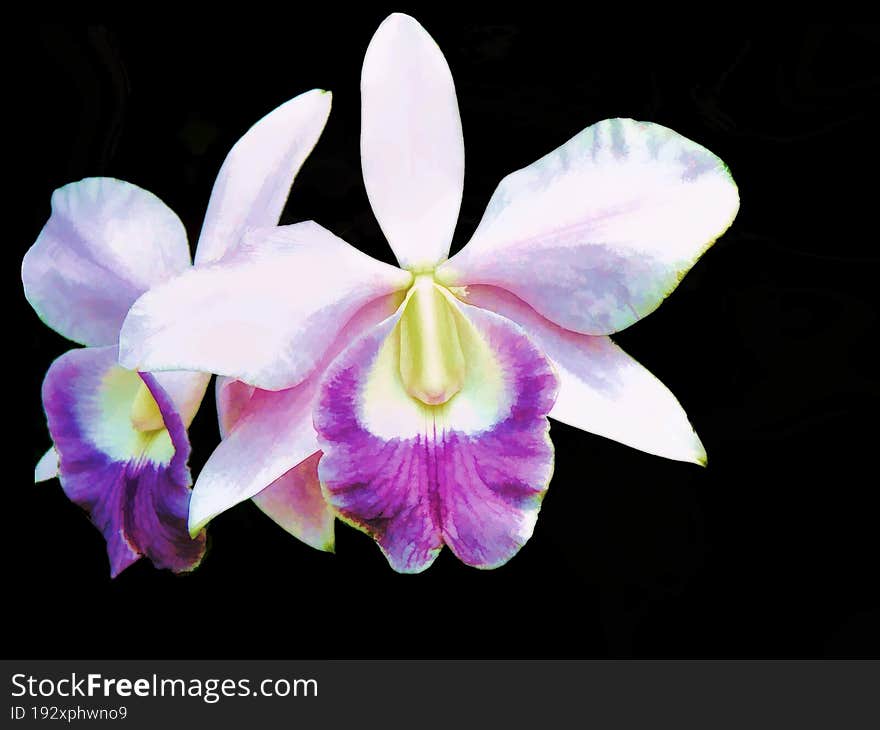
left=399, top=275, right=465, bottom=405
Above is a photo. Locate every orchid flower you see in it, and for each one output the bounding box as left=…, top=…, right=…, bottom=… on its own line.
left=119, top=14, right=740, bottom=573
left=23, top=89, right=332, bottom=576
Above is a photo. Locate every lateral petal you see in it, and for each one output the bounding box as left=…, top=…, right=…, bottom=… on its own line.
left=215, top=378, right=335, bottom=552
left=119, top=221, right=412, bottom=390
left=437, top=119, right=739, bottom=335
left=23, top=178, right=190, bottom=346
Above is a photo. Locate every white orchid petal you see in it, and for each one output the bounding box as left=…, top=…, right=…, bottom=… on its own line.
left=195, top=89, right=332, bottom=265
left=149, top=371, right=211, bottom=429
left=187, top=381, right=319, bottom=536
left=437, top=119, right=739, bottom=335
left=464, top=285, right=706, bottom=465
left=34, top=446, right=59, bottom=483
left=119, top=221, right=412, bottom=391
left=22, top=178, right=190, bottom=346
left=361, top=13, right=464, bottom=270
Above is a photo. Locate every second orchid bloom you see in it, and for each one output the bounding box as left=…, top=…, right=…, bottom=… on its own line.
left=24, top=91, right=333, bottom=575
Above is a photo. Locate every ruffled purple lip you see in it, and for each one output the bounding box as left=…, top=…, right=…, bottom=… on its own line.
left=315, top=302, right=558, bottom=573
left=42, top=346, right=205, bottom=577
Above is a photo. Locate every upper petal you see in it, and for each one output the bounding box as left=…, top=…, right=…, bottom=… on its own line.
left=361, top=13, right=464, bottom=270
left=195, top=89, right=333, bottom=265
left=119, top=221, right=412, bottom=390
left=315, top=289, right=558, bottom=572
left=22, top=178, right=191, bottom=346
left=41, top=346, right=205, bottom=576
left=436, top=119, right=739, bottom=335
left=463, top=285, right=706, bottom=465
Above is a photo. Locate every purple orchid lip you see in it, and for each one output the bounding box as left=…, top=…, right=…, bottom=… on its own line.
left=42, top=346, right=204, bottom=577
left=315, top=297, right=559, bottom=572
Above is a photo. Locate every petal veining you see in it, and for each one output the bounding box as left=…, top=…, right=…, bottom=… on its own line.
left=315, top=296, right=558, bottom=572
left=436, top=118, right=739, bottom=335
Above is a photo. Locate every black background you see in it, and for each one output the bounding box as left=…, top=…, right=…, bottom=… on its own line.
left=8, top=18, right=879, bottom=658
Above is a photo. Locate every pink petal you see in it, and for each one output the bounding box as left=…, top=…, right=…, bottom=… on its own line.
left=22, top=178, right=190, bottom=346
left=187, top=383, right=320, bottom=535
left=252, top=452, right=335, bottom=552
left=215, top=376, right=256, bottom=437
left=217, top=379, right=333, bottom=551
left=361, top=13, right=464, bottom=270
left=436, top=119, right=739, bottom=335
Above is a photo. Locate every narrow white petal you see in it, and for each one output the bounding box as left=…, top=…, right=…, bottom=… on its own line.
left=361, top=13, right=464, bottom=270
left=195, top=89, right=333, bottom=265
